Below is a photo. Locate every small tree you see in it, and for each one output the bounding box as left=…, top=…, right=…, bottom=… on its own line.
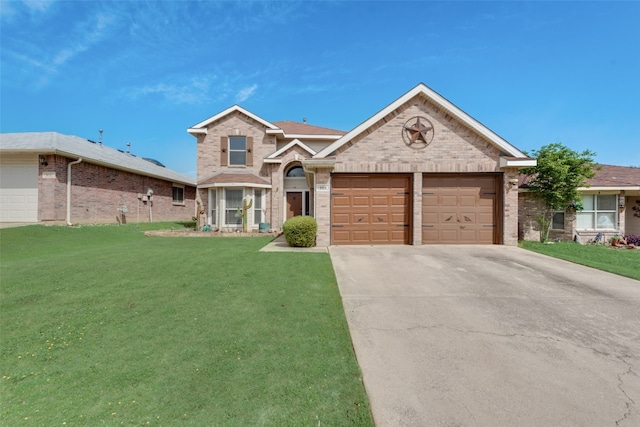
left=521, top=143, right=598, bottom=242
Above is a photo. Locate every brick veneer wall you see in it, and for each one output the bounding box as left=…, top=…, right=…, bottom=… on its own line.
left=38, top=155, right=195, bottom=224
left=517, top=192, right=631, bottom=242
left=195, top=112, right=276, bottom=227
left=329, top=96, right=519, bottom=246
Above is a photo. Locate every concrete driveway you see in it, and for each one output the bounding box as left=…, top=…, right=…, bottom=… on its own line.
left=329, top=245, right=640, bottom=427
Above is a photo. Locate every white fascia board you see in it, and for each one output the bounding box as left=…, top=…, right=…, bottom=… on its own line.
left=578, top=186, right=640, bottom=192
left=265, top=129, right=285, bottom=135
left=187, top=128, right=207, bottom=135
left=283, top=134, right=343, bottom=140
left=189, top=105, right=279, bottom=131
left=198, top=182, right=272, bottom=189
left=266, top=139, right=316, bottom=159
left=500, top=157, right=537, bottom=168
left=315, top=83, right=527, bottom=159
left=301, top=158, right=336, bottom=169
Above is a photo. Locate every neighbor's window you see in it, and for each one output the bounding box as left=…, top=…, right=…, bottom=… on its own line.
left=225, top=189, right=243, bottom=225
left=576, top=194, right=617, bottom=230
left=551, top=211, right=565, bottom=230
left=229, top=136, right=246, bottom=166
left=172, top=185, right=185, bottom=204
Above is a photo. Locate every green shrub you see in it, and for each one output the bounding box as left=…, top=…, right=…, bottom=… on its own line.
left=283, top=215, right=317, bottom=247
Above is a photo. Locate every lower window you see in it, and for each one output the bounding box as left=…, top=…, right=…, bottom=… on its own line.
left=551, top=211, right=565, bottom=230
left=576, top=194, right=617, bottom=230
left=225, top=189, right=243, bottom=225
left=172, top=185, right=185, bottom=204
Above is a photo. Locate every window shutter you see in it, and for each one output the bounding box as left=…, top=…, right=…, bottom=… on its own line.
left=220, top=137, right=228, bottom=167
left=246, top=136, right=253, bottom=166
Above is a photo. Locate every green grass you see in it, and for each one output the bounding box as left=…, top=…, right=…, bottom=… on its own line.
left=0, top=223, right=373, bottom=426
left=520, top=240, right=640, bottom=281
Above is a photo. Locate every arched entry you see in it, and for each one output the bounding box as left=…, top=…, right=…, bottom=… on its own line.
left=284, top=164, right=310, bottom=220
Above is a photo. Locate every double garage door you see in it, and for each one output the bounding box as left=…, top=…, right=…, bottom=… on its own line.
left=331, top=173, right=500, bottom=245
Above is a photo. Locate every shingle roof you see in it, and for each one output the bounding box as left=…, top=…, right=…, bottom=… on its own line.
left=0, top=132, right=195, bottom=185
left=519, top=164, right=640, bottom=189
left=272, top=121, right=346, bottom=136
left=199, top=171, right=270, bottom=186
left=587, top=164, right=640, bottom=187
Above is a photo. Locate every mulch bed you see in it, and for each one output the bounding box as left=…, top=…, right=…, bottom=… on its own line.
left=144, top=229, right=278, bottom=238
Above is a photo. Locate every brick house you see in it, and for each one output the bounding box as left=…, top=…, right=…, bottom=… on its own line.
left=519, top=165, right=640, bottom=242
left=188, top=83, right=535, bottom=246
left=0, top=132, right=196, bottom=225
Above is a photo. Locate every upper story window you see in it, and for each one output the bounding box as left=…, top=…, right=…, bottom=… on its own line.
left=229, top=136, right=246, bottom=165
left=221, top=136, right=253, bottom=167
left=577, top=194, right=617, bottom=230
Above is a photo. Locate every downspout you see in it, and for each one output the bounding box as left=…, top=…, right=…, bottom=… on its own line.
left=67, top=158, right=83, bottom=225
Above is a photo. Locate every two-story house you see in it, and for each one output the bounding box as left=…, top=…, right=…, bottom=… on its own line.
left=188, top=83, right=535, bottom=247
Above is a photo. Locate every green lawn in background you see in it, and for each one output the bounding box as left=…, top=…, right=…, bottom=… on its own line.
left=520, top=240, right=640, bottom=281
left=0, top=223, right=373, bottom=426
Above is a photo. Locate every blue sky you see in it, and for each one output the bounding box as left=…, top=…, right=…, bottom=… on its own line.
left=1, top=0, right=639, bottom=177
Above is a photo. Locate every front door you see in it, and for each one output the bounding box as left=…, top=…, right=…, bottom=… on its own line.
left=286, top=192, right=303, bottom=219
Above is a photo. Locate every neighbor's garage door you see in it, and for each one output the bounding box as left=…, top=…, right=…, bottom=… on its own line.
left=332, top=174, right=411, bottom=245
left=422, top=174, right=500, bottom=244
left=0, top=157, right=39, bottom=223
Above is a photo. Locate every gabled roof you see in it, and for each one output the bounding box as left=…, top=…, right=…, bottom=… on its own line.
left=264, top=139, right=316, bottom=163
left=0, top=132, right=195, bottom=185
left=187, top=105, right=279, bottom=135
left=314, top=82, right=529, bottom=159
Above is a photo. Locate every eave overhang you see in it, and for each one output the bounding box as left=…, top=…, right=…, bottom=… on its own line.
left=500, top=157, right=537, bottom=168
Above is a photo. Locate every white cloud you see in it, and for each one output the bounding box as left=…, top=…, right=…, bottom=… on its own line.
left=124, top=75, right=221, bottom=105
left=235, top=84, right=258, bottom=102
left=22, top=0, right=54, bottom=13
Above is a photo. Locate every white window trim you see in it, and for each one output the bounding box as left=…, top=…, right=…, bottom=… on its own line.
left=208, top=188, right=218, bottom=226
left=228, top=136, right=247, bottom=166
left=577, top=194, right=618, bottom=230
left=223, top=188, right=244, bottom=228
left=252, top=188, right=265, bottom=227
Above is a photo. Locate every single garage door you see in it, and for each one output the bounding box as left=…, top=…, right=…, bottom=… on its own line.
left=332, top=174, right=411, bottom=245
left=0, top=158, right=39, bottom=223
left=422, top=174, right=500, bottom=244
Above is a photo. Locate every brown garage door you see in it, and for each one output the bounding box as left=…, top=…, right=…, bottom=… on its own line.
left=422, top=174, right=500, bottom=244
left=332, top=174, right=411, bottom=245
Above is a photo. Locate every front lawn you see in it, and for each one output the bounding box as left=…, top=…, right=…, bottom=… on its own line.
left=0, top=224, right=373, bottom=426
left=520, top=240, right=640, bottom=281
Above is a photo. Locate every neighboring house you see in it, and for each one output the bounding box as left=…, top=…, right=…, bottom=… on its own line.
left=188, top=83, right=535, bottom=246
left=0, top=132, right=196, bottom=225
left=519, top=164, right=640, bottom=241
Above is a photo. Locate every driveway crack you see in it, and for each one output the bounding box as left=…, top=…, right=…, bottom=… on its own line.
left=615, top=356, right=637, bottom=426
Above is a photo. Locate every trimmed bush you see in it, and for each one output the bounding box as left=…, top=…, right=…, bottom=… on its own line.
left=283, top=215, right=317, bottom=247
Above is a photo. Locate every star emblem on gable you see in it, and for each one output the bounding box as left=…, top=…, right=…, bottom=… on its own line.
left=402, top=116, right=434, bottom=149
